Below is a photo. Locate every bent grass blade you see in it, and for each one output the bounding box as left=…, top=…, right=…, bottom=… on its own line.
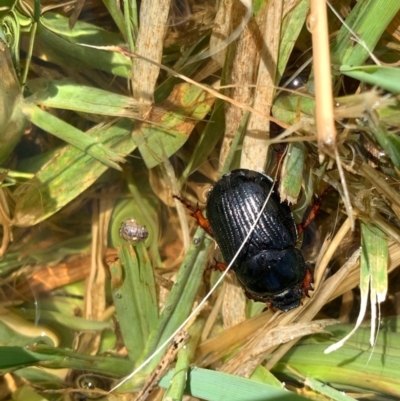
left=13, top=118, right=135, bottom=227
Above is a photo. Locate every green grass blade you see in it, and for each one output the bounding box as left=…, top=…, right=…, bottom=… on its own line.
left=304, top=378, right=358, bottom=401
left=102, top=0, right=127, bottom=40
left=12, top=385, right=47, bottom=401
left=365, top=110, right=400, bottom=169
left=120, top=229, right=212, bottom=391
left=340, top=65, right=400, bottom=94
left=331, top=0, right=400, bottom=66
left=276, top=0, right=309, bottom=81
left=163, top=320, right=204, bottom=401
left=27, top=79, right=143, bottom=118
left=0, top=36, right=27, bottom=163
left=110, top=244, right=158, bottom=361
left=279, top=142, right=306, bottom=204
left=361, top=222, right=388, bottom=343
left=151, top=231, right=211, bottom=352
left=178, top=99, right=225, bottom=186
left=159, top=367, right=309, bottom=401
left=10, top=308, right=112, bottom=332
left=36, top=13, right=131, bottom=78
left=13, top=119, right=135, bottom=226
left=274, top=320, right=400, bottom=397
left=24, top=104, right=125, bottom=169
left=272, top=92, right=314, bottom=126
left=0, top=345, right=133, bottom=377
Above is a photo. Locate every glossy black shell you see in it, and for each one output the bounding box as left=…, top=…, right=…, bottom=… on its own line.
left=206, top=169, right=307, bottom=311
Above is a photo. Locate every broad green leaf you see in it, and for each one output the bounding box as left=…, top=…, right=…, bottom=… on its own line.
left=133, top=83, right=215, bottom=168
left=13, top=118, right=135, bottom=226
left=0, top=347, right=54, bottom=370
left=340, top=65, right=400, bottom=94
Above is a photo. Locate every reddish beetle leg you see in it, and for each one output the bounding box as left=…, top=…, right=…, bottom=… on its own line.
left=173, top=195, right=213, bottom=236
left=301, top=267, right=314, bottom=298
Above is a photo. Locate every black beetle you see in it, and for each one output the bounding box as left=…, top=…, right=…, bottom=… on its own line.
left=206, top=169, right=313, bottom=311
left=175, top=169, right=313, bottom=312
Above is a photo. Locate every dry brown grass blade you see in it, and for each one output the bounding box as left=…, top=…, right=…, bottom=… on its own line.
left=309, top=0, right=337, bottom=160
left=217, top=2, right=259, bottom=167
left=220, top=319, right=336, bottom=373
left=241, top=0, right=283, bottom=170
left=132, top=0, right=171, bottom=103
left=78, top=195, right=113, bottom=355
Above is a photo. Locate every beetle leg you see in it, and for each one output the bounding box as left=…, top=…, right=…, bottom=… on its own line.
left=210, top=258, right=227, bottom=272
left=301, top=267, right=314, bottom=297
left=297, top=185, right=332, bottom=234
left=173, top=195, right=213, bottom=236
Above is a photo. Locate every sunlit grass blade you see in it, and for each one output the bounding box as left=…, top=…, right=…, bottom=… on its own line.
left=364, top=110, right=400, bottom=169
left=331, top=0, right=400, bottom=66
left=250, top=365, right=283, bottom=387
left=24, top=104, right=125, bottom=169
left=276, top=0, right=309, bottom=81
left=303, top=378, right=358, bottom=401
left=120, top=229, right=212, bottom=391
left=361, top=222, right=388, bottom=344
left=27, top=79, right=143, bottom=118
left=159, top=367, right=309, bottom=401
left=340, top=65, right=400, bottom=94
left=110, top=244, right=158, bottom=361
left=37, top=13, right=131, bottom=78
left=0, top=319, right=57, bottom=347
left=10, top=308, right=112, bottom=332
left=274, top=320, right=400, bottom=397
left=163, top=319, right=204, bottom=401
left=102, top=0, right=127, bottom=41
left=178, top=99, right=225, bottom=186
left=279, top=142, right=306, bottom=204
left=13, top=119, right=135, bottom=226
left=0, top=345, right=133, bottom=377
